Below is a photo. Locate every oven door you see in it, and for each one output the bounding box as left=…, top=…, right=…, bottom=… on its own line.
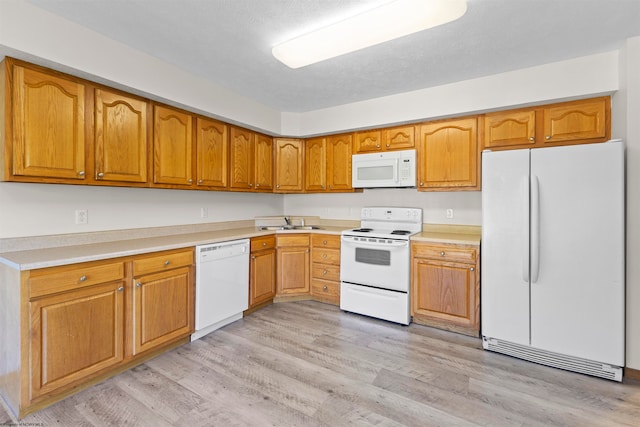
left=340, top=235, right=410, bottom=292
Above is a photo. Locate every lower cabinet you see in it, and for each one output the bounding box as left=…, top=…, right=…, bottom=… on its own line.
left=276, top=234, right=310, bottom=295
left=248, top=235, right=276, bottom=309
left=411, top=242, right=480, bottom=337
left=310, top=234, right=341, bottom=305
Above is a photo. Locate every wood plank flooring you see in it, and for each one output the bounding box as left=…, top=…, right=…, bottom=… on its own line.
left=3, top=300, right=640, bottom=426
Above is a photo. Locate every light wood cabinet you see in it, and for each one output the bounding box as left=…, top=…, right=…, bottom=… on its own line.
left=483, top=97, right=610, bottom=150
left=353, top=125, right=415, bottom=153
left=274, top=138, right=304, bottom=193
left=248, top=236, right=276, bottom=310
left=411, top=242, right=480, bottom=336
left=27, top=260, right=126, bottom=400
left=353, top=130, right=382, bottom=153
left=254, top=133, right=274, bottom=192
left=305, top=137, right=326, bottom=192
left=418, top=117, right=479, bottom=191
left=229, top=127, right=273, bottom=192
left=131, top=248, right=194, bottom=355
left=305, top=134, right=353, bottom=192
left=310, top=234, right=341, bottom=305
left=276, top=234, right=310, bottom=295
left=9, top=62, right=86, bottom=181
left=153, top=105, right=193, bottom=186
left=195, top=117, right=227, bottom=189
left=94, top=89, right=148, bottom=184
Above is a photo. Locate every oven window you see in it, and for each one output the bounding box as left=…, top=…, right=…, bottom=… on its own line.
left=358, top=165, right=394, bottom=180
left=355, top=247, right=391, bottom=266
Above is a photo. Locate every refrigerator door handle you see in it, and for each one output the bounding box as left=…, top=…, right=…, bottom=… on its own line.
left=531, top=175, right=540, bottom=283
left=522, top=176, right=530, bottom=283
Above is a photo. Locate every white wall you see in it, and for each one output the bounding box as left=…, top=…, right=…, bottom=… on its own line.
left=0, top=183, right=283, bottom=238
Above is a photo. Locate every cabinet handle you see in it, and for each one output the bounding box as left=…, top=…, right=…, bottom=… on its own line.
left=78, top=171, right=85, bottom=177
left=305, top=249, right=309, bottom=253
left=249, top=183, right=253, bottom=187
left=188, top=179, right=193, bottom=184
left=323, top=240, right=327, bottom=245
left=198, top=179, right=203, bottom=185
left=323, top=270, right=327, bottom=275
left=545, top=135, right=551, bottom=140
left=256, top=183, right=260, bottom=187
left=376, top=144, right=380, bottom=148
left=470, top=267, right=475, bottom=271
left=323, top=285, right=328, bottom=291
left=321, top=185, right=325, bottom=189
left=440, top=251, right=445, bottom=256
left=276, top=184, right=280, bottom=189
left=164, top=260, right=171, bottom=266
left=420, top=181, right=424, bottom=186
left=251, top=255, right=256, bottom=260
left=117, top=286, right=124, bottom=292
left=262, top=242, right=267, bottom=246
left=79, top=275, right=87, bottom=282
left=97, top=172, right=104, bottom=178
left=136, top=282, right=142, bottom=287
left=529, top=137, right=535, bottom=142
left=386, top=143, right=390, bottom=147
left=322, top=254, right=327, bottom=259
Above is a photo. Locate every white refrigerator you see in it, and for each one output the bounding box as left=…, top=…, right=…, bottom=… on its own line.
left=481, top=140, right=625, bottom=381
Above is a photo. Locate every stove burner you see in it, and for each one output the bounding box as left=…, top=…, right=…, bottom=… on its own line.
left=390, top=230, right=411, bottom=235
left=352, top=228, right=373, bottom=232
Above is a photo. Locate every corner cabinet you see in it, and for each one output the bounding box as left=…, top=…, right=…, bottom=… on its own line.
left=276, top=234, right=310, bottom=295
left=153, top=105, right=194, bottom=187
left=418, top=117, right=479, bottom=191
left=248, top=236, right=277, bottom=310
left=411, top=241, right=480, bottom=337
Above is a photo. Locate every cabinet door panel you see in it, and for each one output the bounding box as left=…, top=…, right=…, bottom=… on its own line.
left=229, top=126, right=253, bottom=190
left=196, top=117, right=228, bottom=188
left=305, top=137, right=326, bottom=191
left=95, top=89, right=147, bottom=183
left=153, top=106, right=193, bottom=185
left=484, top=110, right=536, bottom=148
left=250, top=249, right=276, bottom=307
left=12, top=65, right=85, bottom=180
left=354, top=130, right=381, bottom=153
left=543, top=98, right=608, bottom=143
left=275, top=138, right=304, bottom=193
left=326, top=134, right=352, bottom=191
left=254, top=133, right=274, bottom=192
left=277, top=248, right=309, bottom=294
left=30, top=282, right=124, bottom=398
left=383, top=125, right=415, bottom=150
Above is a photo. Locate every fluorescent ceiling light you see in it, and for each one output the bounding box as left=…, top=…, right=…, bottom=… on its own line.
left=272, top=0, right=467, bottom=69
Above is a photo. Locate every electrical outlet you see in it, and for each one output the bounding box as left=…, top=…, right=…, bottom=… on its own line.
left=446, top=208, right=454, bottom=219
left=200, top=207, right=208, bottom=218
left=75, top=209, right=88, bottom=224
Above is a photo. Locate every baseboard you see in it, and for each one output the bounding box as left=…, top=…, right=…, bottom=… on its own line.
left=624, top=367, right=640, bottom=381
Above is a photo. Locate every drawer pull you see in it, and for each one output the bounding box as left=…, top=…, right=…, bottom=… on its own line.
left=440, top=251, right=445, bottom=256
left=136, top=282, right=142, bottom=288
left=322, top=254, right=327, bottom=259
left=117, top=286, right=124, bottom=292
left=323, top=285, right=328, bottom=291
left=79, top=275, right=87, bottom=282
left=470, top=267, right=475, bottom=271
left=323, top=240, right=327, bottom=245
left=251, top=255, right=256, bottom=260
left=164, top=260, right=171, bottom=266
left=323, top=270, right=328, bottom=275
left=263, top=242, right=267, bottom=246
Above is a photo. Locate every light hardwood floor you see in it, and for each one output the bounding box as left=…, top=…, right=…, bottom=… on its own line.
left=3, top=301, right=640, bottom=426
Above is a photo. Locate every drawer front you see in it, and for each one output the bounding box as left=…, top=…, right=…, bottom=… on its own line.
left=311, top=263, right=340, bottom=281
left=311, top=234, right=340, bottom=249
left=277, top=234, right=310, bottom=247
left=251, top=235, right=276, bottom=252
left=29, top=261, right=125, bottom=299
left=312, top=248, right=340, bottom=265
left=311, top=279, right=340, bottom=298
left=133, top=249, right=194, bottom=276
left=412, top=243, right=476, bottom=263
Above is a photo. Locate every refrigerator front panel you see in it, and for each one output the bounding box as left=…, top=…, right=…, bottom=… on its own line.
left=481, top=149, right=531, bottom=345
left=530, top=141, right=625, bottom=365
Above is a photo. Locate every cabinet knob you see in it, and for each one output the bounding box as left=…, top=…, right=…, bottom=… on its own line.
left=276, top=184, right=280, bottom=189
left=164, top=260, right=171, bottom=266
left=79, top=275, right=87, bottom=282
left=420, top=182, right=424, bottom=186
left=251, top=255, right=256, bottom=260
left=136, top=282, right=142, bottom=287
left=249, top=183, right=253, bottom=187
left=470, top=267, right=475, bottom=271
left=440, top=251, right=445, bottom=256
left=97, top=172, right=104, bottom=178
left=188, top=179, right=193, bottom=184
left=386, top=143, right=390, bottom=147
left=376, top=144, right=380, bottom=148
left=78, top=171, right=85, bottom=177
left=329, top=185, right=333, bottom=189
left=305, top=249, right=309, bottom=253
left=256, top=183, right=260, bottom=187
left=545, top=135, right=551, bottom=140
left=322, top=254, right=327, bottom=259
left=117, top=286, right=124, bottom=292
left=323, top=270, right=327, bottom=275
left=198, top=179, right=203, bottom=184
left=263, top=242, right=267, bottom=246
left=323, top=285, right=328, bottom=291
left=323, top=240, right=327, bottom=245
left=321, top=185, right=325, bottom=189
left=529, top=137, right=535, bottom=142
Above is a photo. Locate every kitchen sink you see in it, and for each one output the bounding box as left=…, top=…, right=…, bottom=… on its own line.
left=258, top=225, right=323, bottom=231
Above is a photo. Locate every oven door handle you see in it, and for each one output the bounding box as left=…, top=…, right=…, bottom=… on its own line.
left=341, top=236, right=409, bottom=249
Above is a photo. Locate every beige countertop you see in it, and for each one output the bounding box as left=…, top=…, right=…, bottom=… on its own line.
left=0, top=221, right=479, bottom=271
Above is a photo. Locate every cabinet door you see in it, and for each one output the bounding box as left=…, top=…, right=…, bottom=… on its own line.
left=326, top=134, right=352, bottom=191
left=274, top=138, right=304, bottom=193
left=382, top=125, right=415, bottom=151
left=95, top=89, right=148, bottom=183
left=543, top=97, right=608, bottom=144
left=249, top=248, right=276, bottom=307
left=418, top=118, right=478, bottom=190
left=29, top=282, right=124, bottom=398
left=12, top=65, right=86, bottom=180
left=305, top=137, right=326, bottom=192
left=133, top=266, right=194, bottom=355
left=277, top=247, right=310, bottom=294
left=229, top=126, right=254, bottom=191
left=484, top=109, right=536, bottom=149
left=412, top=258, right=478, bottom=332
left=196, top=117, right=228, bottom=188
left=354, top=130, right=382, bottom=153
left=153, top=105, right=193, bottom=186
left=254, top=133, right=274, bottom=192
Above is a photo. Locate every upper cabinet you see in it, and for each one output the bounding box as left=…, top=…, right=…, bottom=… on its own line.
left=418, top=117, right=479, bottom=191
left=353, top=125, right=415, bottom=154
left=8, top=63, right=86, bottom=182
left=195, top=117, right=228, bottom=189
left=228, top=126, right=273, bottom=192
left=274, top=138, right=304, bottom=193
left=254, top=133, right=274, bottom=192
left=94, top=89, right=148, bottom=184
left=304, top=137, right=326, bottom=192
left=483, top=97, right=610, bottom=150
left=305, top=134, right=353, bottom=192
left=153, top=105, right=193, bottom=187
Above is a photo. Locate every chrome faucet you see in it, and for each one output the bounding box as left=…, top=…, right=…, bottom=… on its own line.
left=284, top=216, right=291, bottom=226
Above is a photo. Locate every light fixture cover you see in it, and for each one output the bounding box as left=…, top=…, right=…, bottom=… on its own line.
left=272, top=0, right=467, bottom=69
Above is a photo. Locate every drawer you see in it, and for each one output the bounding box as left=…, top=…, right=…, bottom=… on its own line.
left=311, top=279, right=340, bottom=298
left=412, top=243, right=476, bottom=263
left=311, top=234, right=340, bottom=249
left=29, top=261, right=125, bottom=299
left=133, top=248, right=194, bottom=276
left=251, top=235, right=276, bottom=252
left=311, top=263, right=340, bottom=281
left=312, top=248, right=340, bottom=265
left=276, top=234, right=310, bottom=247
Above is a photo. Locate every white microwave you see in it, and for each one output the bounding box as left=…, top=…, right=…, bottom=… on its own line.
left=352, top=149, right=417, bottom=188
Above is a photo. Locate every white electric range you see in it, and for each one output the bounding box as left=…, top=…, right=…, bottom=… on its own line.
left=340, top=207, right=423, bottom=325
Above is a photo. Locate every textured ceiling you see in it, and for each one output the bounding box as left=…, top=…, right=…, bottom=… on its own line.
left=25, top=0, right=640, bottom=112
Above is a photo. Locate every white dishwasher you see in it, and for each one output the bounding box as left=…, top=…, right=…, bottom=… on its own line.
left=192, top=239, right=250, bottom=341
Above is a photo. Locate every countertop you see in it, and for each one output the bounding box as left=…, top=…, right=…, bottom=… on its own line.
left=0, top=223, right=480, bottom=271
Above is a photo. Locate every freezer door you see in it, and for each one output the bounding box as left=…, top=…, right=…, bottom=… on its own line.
left=481, top=149, right=531, bottom=345
left=530, top=141, right=624, bottom=366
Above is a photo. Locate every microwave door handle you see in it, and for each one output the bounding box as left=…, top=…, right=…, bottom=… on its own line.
left=393, top=159, right=399, bottom=182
